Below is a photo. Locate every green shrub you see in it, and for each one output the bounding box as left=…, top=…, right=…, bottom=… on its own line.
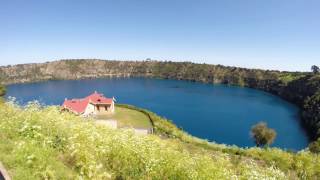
left=0, top=85, right=6, bottom=97
left=308, top=138, right=320, bottom=154
left=251, top=122, right=277, bottom=147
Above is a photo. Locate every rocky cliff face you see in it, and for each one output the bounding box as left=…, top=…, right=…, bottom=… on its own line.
left=0, top=60, right=153, bottom=84
left=0, top=59, right=282, bottom=85
left=1, top=59, right=319, bottom=139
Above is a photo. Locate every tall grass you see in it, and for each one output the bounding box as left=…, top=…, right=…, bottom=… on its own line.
left=0, top=102, right=293, bottom=179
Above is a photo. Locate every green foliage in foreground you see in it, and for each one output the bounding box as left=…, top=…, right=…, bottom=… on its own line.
left=0, top=102, right=320, bottom=179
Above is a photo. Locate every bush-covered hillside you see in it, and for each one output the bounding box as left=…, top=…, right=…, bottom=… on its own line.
left=1, top=102, right=320, bottom=179
left=304, top=90, right=320, bottom=137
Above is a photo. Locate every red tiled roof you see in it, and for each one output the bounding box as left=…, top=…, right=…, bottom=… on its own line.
left=62, top=92, right=113, bottom=114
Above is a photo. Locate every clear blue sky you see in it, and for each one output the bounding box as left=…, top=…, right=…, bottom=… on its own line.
left=1, top=0, right=319, bottom=71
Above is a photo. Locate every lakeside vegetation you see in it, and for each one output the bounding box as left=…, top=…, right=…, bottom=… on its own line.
left=251, top=122, right=277, bottom=147
left=0, top=85, right=5, bottom=97
left=1, top=101, right=320, bottom=179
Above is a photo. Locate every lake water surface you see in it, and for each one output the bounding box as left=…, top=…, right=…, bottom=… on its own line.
left=6, top=78, right=309, bottom=150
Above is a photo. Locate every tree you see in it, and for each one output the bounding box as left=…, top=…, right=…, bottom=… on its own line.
left=311, top=65, right=319, bottom=74
left=0, top=85, right=6, bottom=97
left=308, top=138, right=320, bottom=154
left=251, top=122, right=277, bottom=147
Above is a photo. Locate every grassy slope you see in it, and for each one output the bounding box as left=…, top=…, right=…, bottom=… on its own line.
left=96, top=106, right=152, bottom=128
left=0, top=102, right=319, bottom=179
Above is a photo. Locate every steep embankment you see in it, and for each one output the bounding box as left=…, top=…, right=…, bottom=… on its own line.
left=0, top=59, right=285, bottom=84
left=1, top=102, right=320, bottom=179
left=0, top=59, right=319, bottom=139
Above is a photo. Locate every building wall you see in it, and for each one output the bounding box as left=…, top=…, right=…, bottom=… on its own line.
left=83, top=102, right=115, bottom=116
left=111, top=101, right=115, bottom=113
left=83, top=103, right=95, bottom=116
left=94, top=103, right=115, bottom=115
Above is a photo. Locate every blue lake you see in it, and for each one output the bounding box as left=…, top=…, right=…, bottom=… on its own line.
left=6, top=78, right=309, bottom=150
